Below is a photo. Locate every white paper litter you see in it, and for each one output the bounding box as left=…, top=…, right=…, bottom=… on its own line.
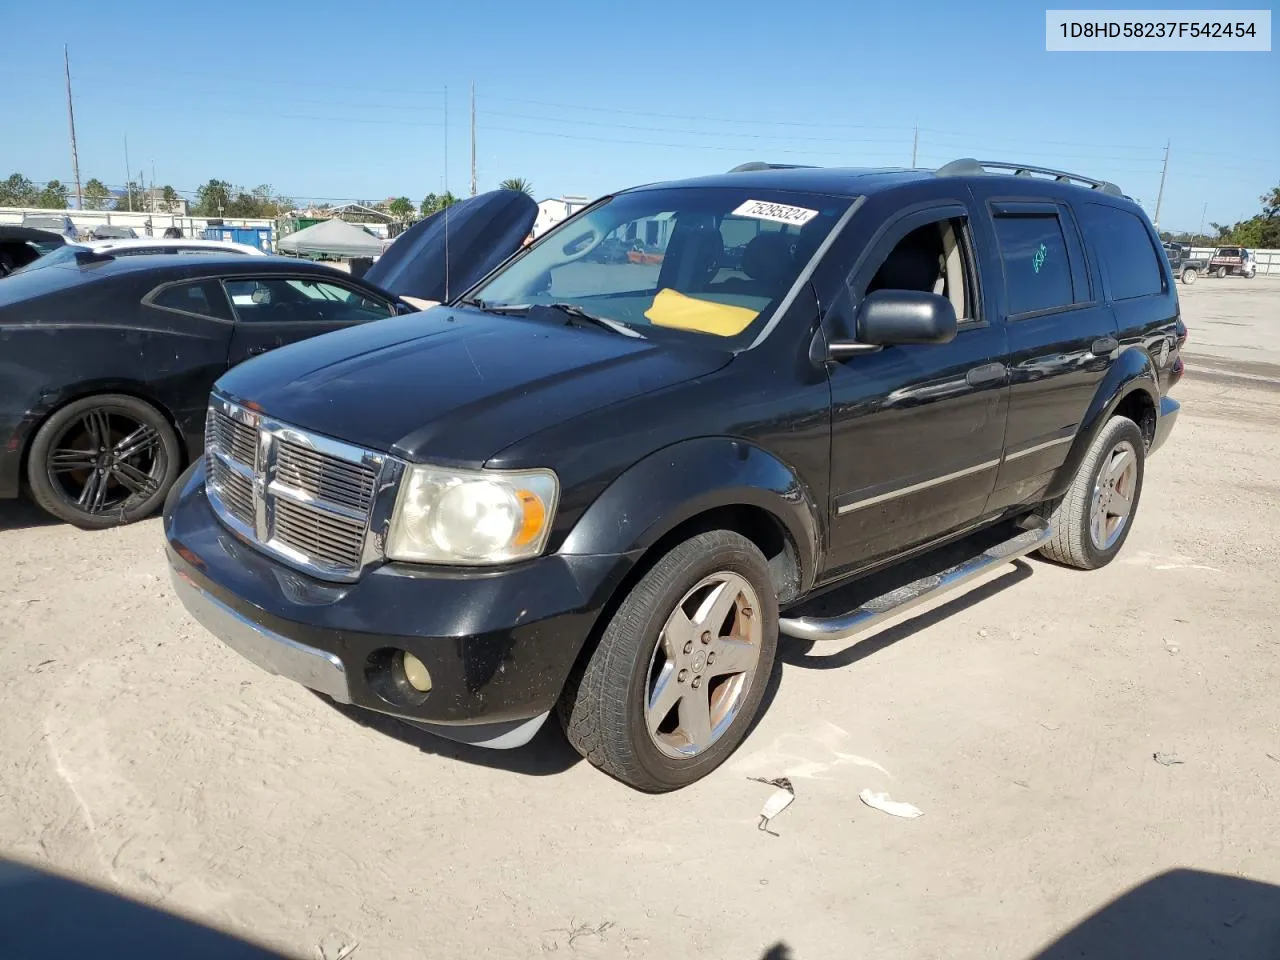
left=859, top=788, right=924, bottom=819
left=760, top=787, right=795, bottom=821
left=749, top=776, right=796, bottom=836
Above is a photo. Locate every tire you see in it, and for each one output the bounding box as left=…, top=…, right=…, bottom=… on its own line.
left=1215, top=266, right=1227, bottom=279
left=1038, top=415, right=1145, bottom=570
left=1181, top=267, right=1197, bottom=285
left=26, top=393, right=182, bottom=529
left=558, top=530, right=779, bottom=792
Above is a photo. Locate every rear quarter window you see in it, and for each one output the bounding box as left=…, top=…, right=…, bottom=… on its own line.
left=992, top=213, right=1075, bottom=316
left=1079, top=204, right=1166, bottom=300
left=147, top=280, right=233, bottom=321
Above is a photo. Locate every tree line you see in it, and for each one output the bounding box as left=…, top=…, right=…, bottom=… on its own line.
left=1161, top=182, right=1280, bottom=249
left=2, top=172, right=536, bottom=221
left=386, top=178, right=534, bottom=224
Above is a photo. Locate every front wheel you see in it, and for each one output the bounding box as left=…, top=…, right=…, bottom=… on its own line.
left=559, top=530, right=778, bottom=792
left=25, top=394, right=181, bottom=529
left=1038, top=415, right=1145, bottom=570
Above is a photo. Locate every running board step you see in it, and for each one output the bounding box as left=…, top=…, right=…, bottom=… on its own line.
left=778, top=522, right=1053, bottom=643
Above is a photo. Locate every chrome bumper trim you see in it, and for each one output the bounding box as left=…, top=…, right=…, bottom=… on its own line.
left=170, top=568, right=351, bottom=703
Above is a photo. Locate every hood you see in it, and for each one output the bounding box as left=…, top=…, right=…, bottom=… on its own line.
left=0, top=226, right=68, bottom=246
left=213, top=306, right=732, bottom=465
left=363, top=189, right=538, bottom=303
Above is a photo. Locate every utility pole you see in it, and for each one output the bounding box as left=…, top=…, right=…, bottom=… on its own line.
left=124, top=134, right=133, bottom=212
left=64, top=44, right=83, bottom=210
left=1198, top=200, right=1208, bottom=240
left=469, top=82, right=477, bottom=197
left=1153, top=139, right=1170, bottom=230
left=911, top=121, right=918, bottom=168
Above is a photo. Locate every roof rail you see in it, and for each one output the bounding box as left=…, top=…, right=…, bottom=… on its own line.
left=726, top=162, right=818, bottom=173
left=936, top=158, right=1124, bottom=197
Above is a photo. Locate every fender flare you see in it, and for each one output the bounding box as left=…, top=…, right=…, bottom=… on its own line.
left=1049, top=348, right=1159, bottom=496
left=558, top=437, right=823, bottom=593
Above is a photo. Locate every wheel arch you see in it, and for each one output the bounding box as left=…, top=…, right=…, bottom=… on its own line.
left=559, top=436, right=821, bottom=605
left=16, top=381, right=188, bottom=492
left=1046, top=350, right=1159, bottom=500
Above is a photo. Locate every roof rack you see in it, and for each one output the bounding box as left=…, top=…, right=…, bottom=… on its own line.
left=726, top=162, right=818, bottom=173
left=936, top=158, right=1123, bottom=197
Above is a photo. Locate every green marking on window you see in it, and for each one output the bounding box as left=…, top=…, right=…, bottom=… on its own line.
left=1033, top=242, right=1047, bottom=274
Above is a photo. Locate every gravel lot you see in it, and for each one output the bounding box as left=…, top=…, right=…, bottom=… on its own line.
left=2, top=279, right=1279, bottom=959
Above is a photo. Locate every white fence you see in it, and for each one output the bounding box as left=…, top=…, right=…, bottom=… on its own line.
left=0, top=206, right=276, bottom=247
left=1185, top=247, right=1280, bottom=277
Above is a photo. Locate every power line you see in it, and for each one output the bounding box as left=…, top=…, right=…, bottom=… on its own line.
left=70, top=93, right=449, bottom=128
left=478, top=108, right=915, bottom=145
left=477, top=123, right=909, bottom=158
left=477, top=93, right=913, bottom=131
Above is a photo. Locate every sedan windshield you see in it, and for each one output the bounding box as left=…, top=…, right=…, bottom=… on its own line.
left=466, top=185, right=854, bottom=345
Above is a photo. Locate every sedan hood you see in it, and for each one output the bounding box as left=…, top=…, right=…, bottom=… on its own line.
left=214, top=306, right=732, bottom=464
left=363, top=189, right=538, bottom=303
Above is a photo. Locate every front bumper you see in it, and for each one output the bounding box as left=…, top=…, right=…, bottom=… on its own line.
left=163, top=462, right=639, bottom=748
left=1148, top=394, right=1180, bottom=456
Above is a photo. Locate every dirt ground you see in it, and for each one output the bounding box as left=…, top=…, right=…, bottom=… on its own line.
left=2, top=279, right=1279, bottom=959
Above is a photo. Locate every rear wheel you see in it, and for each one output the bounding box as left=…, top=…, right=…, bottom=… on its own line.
left=1038, top=415, right=1145, bottom=570
left=26, top=394, right=181, bottom=529
left=559, top=530, right=778, bottom=792
left=1216, top=266, right=1227, bottom=279
left=1181, top=267, right=1197, bottom=284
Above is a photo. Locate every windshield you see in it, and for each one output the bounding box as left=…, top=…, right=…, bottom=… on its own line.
left=466, top=185, right=854, bottom=344
left=23, top=217, right=67, bottom=232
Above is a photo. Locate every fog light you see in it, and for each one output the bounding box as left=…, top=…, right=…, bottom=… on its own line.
left=400, top=651, right=433, bottom=693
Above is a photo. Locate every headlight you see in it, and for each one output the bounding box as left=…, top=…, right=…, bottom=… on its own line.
left=384, top=463, right=559, bottom=565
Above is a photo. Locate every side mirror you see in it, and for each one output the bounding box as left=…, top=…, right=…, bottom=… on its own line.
left=829, top=289, right=958, bottom=358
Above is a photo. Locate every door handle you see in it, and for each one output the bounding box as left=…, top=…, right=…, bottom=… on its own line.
left=1091, top=336, right=1119, bottom=355
left=246, top=346, right=269, bottom=356
left=966, top=362, right=1007, bottom=386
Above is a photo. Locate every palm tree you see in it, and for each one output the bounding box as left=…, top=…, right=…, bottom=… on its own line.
left=499, top=178, right=534, bottom=196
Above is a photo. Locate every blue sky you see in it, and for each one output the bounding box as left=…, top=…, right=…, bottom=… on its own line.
left=4, top=0, right=1275, bottom=231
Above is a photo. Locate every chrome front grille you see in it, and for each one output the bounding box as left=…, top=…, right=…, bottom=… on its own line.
left=275, top=440, right=377, bottom=513
left=203, top=394, right=396, bottom=581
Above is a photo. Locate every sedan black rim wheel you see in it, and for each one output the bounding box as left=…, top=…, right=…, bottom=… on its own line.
left=45, top=406, right=167, bottom=515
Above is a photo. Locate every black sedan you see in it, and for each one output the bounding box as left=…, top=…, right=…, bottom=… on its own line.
left=0, top=189, right=538, bottom=529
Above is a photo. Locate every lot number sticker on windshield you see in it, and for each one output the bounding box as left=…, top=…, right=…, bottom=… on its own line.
left=732, top=199, right=819, bottom=227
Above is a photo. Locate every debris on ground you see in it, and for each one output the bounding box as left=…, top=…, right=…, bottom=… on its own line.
left=1040, top=722, right=1060, bottom=731
left=858, top=789, right=924, bottom=819
left=316, top=933, right=359, bottom=960
left=1153, top=752, right=1185, bottom=766
left=749, top=776, right=795, bottom=836
left=1266, top=753, right=1279, bottom=763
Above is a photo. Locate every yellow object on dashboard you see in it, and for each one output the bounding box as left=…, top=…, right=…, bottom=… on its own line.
left=644, top=288, right=759, bottom=337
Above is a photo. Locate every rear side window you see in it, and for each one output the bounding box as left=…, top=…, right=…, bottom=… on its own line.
left=992, top=214, right=1075, bottom=316
left=1080, top=203, right=1165, bottom=300
left=149, top=280, right=232, bottom=321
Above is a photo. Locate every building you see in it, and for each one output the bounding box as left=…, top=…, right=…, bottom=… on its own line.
left=532, top=195, right=591, bottom=238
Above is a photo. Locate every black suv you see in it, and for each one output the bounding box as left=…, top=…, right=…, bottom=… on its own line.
left=164, top=158, right=1184, bottom=792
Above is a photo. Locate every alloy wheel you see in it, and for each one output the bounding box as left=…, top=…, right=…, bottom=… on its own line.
left=45, top=406, right=167, bottom=515
left=1089, top=439, right=1138, bottom=550
left=644, top=572, right=764, bottom=759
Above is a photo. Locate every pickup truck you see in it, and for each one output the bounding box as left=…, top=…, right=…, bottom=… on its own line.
left=1162, top=241, right=1208, bottom=284
left=1208, top=246, right=1257, bottom=279
left=165, top=158, right=1184, bottom=792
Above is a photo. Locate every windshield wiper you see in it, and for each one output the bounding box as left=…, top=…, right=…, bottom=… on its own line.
left=540, top=302, right=645, bottom=338
left=458, top=299, right=644, bottom=338
left=456, top=297, right=532, bottom=315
